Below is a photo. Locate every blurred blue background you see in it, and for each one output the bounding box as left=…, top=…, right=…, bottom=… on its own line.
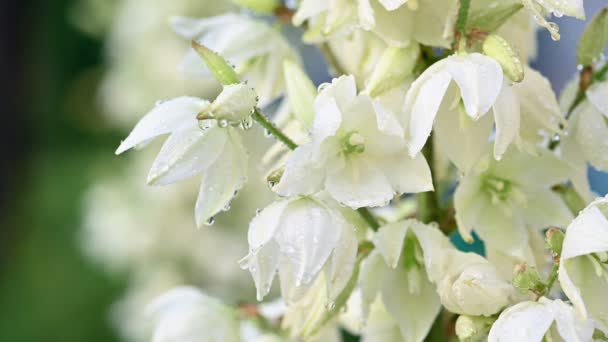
left=0, top=1, right=606, bottom=341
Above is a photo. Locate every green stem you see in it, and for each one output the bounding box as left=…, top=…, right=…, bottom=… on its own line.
left=252, top=108, right=298, bottom=150
left=417, top=137, right=441, bottom=224
left=456, top=0, right=472, bottom=36
left=544, top=263, right=560, bottom=296
left=357, top=208, right=381, bottom=231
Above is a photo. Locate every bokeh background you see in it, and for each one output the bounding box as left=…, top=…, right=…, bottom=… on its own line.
left=0, top=1, right=606, bottom=341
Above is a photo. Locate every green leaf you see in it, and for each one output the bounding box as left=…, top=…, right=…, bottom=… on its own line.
left=191, top=41, right=240, bottom=85
left=283, top=60, right=316, bottom=128
left=578, top=7, right=608, bottom=67
left=230, top=0, right=280, bottom=14
left=468, top=3, right=523, bottom=33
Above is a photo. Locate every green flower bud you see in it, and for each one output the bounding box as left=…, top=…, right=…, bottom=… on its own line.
left=364, top=44, right=420, bottom=97
left=192, top=41, right=240, bottom=85
left=545, top=227, right=565, bottom=257
left=482, top=35, right=524, bottom=83
left=512, top=263, right=546, bottom=295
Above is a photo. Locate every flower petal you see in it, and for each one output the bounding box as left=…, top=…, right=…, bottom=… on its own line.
left=194, top=129, right=247, bottom=226
left=562, top=204, right=608, bottom=260
left=403, top=60, right=451, bottom=156
left=116, top=97, right=207, bottom=154
left=147, top=126, right=227, bottom=185
left=586, top=81, right=608, bottom=117
left=373, top=222, right=408, bottom=268
left=492, top=81, right=520, bottom=160
left=325, top=156, right=394, bottom=208
left=446, top=53, right=503, bottom=120
left=488, top=301, right=554, bottom=342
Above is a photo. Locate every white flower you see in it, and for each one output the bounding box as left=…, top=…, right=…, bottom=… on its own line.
left=274, top=75, right=433, bottom=209
left=115, top=94, right=250, bottom=227
left=488, top=297, right=594, bottom=342
left=359, top=220, right=448, bottom=342
left=454, top=148, right=573, bottom=259
left=295, top=0, right=458, bottom=47
left=171, top=14, right=299, bottom=105
left=521, top=0, right=585, bottom=41
left=404, top=52, right=525, bottom=162
left=239, top=195, right=359, bottom=303
left=146, top=287, right=240, bottom=342
left=559, top=196, right=608, bottom=330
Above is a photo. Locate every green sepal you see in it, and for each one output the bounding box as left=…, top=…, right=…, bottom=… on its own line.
left=467, top=3, right=523, bottom=33
left=191, top=41, right=240, bottom=85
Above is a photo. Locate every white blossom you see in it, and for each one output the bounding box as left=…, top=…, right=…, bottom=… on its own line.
left=146, top=287, right=240, bottom=342
left=239, top=195, right=359, bottom=302
left=294, top=0, right=458, bottom=47
left=115, top=94, right=249, bottom=227
left=559, top=196, right=608, bottom=331
left=488, top=297, right=594, bottom=342
left=274, top=75, right=433, bottom=208
left=359, top=220, right=446, bottom=342
left=454, top=148, right=573, bottom=259
left=171, top=14, right=299, bottom=105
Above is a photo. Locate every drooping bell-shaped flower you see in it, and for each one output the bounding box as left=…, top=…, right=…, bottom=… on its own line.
left=171, top=14, right=299, bottom=105
left=454, top=148, right=573, bottom=259
left=559, top=196, right=608, bottom=331
left=239, top=195, right=359, bottom=303
left=404, top=52, right=525, bottom=163
left=488, top=297, right=595, bottom=342
left=274, top=75, right=433, bottom=209
left=359, top=220, right=447, bottom=342
left=116, top=84, right=256, bottom=227
left=146, top=287, right=240, bottom=342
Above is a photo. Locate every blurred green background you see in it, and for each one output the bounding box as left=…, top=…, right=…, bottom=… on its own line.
left=0, top=1, right=606, bottom=341
left=0, top=1, right=124, bottom=341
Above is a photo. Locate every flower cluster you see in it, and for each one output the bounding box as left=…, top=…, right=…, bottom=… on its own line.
left=110, top=0, right=608, bottom=341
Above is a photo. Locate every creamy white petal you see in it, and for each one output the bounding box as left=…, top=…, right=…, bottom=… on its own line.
left=324, top=222, right=358, bottom=301
left=562, top=204, right=608, bottom=260
left=325, top=156, right=394, bottom=208
left=382, top=267, right=442, bottom=342
left=116, top=97, right=207, bottom=154
left=587, top=81, right=608, bottom=117
left=488, top=301, right=554, bottom=342
left=194, top=129, right=247, bottom=227
left=357, top=0, right=375, bottom=29
left=434, top=94, right=494, bottom=172
left=273, top=143, right=327, bottom=197
left=446, top=53, right=503, bottom=120
left=373, top=222, right=408, bottom=268
left=293, top=0, right=330, bottom=25
left=492, top=82, right=520, bottom=160
left=454, top=176, right=485, bottom=243
left=492, top=148, right=571, bottom=187
left=404, top=61, right=452, bottom=156
left=519, top=188, right=573, bottom=229
left=546, top=298, right=595, bottom=342
left=573, top=102, right=608, bottom=171
left=147, top=126, right=227, bottom=185
left=379, top=152, right=434, bottom=194
left=247, top=201, right=289, bottom=250
left=274, top=199, right=343, bottom=287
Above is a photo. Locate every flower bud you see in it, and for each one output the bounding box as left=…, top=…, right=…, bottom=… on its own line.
left=364, top=44, right=420, bottom=97
left=512, top=263, right=545, bottom=295
left=482, top=34, right=524, bottom=83
left=545, top=227, right=565, bottom=256
left=200, top=84, right=258, bottom=124
left=455, top=315, right=494, bottom=342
